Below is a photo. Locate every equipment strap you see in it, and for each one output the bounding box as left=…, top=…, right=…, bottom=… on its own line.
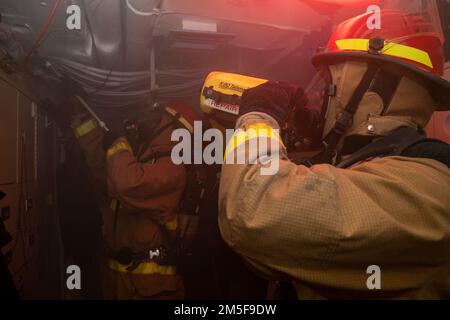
left=337, top=126, right=450, bottom=169
left=323, top=65, right=378, bottom=162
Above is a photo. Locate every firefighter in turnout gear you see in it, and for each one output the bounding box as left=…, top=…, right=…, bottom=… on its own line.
left=218, top=9, right=450, bottom=299
left=70, top=100, right=202, bottom=299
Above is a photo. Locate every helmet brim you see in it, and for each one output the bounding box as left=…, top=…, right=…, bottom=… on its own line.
left=312, top=51, right=450, bottom=111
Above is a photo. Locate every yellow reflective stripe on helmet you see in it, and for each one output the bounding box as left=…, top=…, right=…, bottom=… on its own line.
left=383, top=41, right=433, bottom=68
left=74, top=118, right=97, bottom=138
left=110, top=198, right=119, bottom=211
left=335, top=38, right=433, bottom=69
left=108, top=259, right=176, bottom=275
left=224, top=123, right=284, bottom=162
left=165, top=217, right=178, bottom=231
left=107, top=142, right=132, bottom=159
left=165, top=106, right=194, bottom=133
left=336, top=38, right=369, bottom=51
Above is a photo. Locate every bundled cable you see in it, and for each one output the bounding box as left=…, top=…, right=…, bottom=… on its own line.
left=23, top=0, right=62, bottom=66
left=50, top=57, right=207, bottom=109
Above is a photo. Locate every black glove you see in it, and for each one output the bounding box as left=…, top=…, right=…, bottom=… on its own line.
left=102, top=131, right=122, bottom=151
left=294, top=107, right=322, bottom=139
left=240, top=81, right=305, bottom=126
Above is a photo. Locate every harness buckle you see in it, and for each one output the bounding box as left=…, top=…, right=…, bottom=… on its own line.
left=149, top=248, right=161, bottom=260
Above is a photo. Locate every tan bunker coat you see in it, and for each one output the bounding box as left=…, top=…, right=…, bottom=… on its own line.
left=218, top=119, right=450, bottom=299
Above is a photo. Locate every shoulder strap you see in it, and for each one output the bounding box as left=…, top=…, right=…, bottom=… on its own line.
left=402, top=139, right=450, bottom=169
left=323, top=65, right=379, bottom=163
left=337, top=126, right=427, bottom=169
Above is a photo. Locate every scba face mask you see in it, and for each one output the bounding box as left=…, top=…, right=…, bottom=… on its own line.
left=300, top=61, right=387, bottom=162
left=293, top=65, right=334, bottom=148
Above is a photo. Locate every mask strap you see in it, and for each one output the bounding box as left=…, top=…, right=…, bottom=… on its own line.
left=369, top=69, right=402, bottom=115
left=322, top=65, right=379, bottom=163
left=315, top=83, right=336, bottom=142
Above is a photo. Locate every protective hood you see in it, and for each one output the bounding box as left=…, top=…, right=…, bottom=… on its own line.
left=322, top=61, right=438, bottom=146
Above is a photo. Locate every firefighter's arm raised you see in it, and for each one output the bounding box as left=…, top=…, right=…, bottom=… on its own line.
left=70, top=99, right=107, bottom=194
left=218, top=112, right=450, bottom=295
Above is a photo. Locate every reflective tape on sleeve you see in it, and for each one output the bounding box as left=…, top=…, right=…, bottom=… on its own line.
left=224, top=123, right=284, bottom=162
left=107, top=142, right=132, bottom=159
left=165, top=217, right=178, bottom=231
left=74, top=118, right=97, bottom=138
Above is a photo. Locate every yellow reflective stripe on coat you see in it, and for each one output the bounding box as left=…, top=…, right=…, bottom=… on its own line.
left=108, top=260, right=176, bottom=275
left=335, top=38, right=433, bottom=69
left=165, top=217, right=178, bottom=231
left=74, top=118, right=97, bottom=138
left=107, top=142, right=132, bottom=158
left=110, top=198, right=120, bottom=211
left=165, top=106, right=194, bottom=133
left=224, top=123, right=284, bottom=162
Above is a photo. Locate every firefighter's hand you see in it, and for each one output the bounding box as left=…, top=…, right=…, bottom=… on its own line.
left=240, top=81, right=305, bottom=127
left=103, top=131, right=122, bottom=151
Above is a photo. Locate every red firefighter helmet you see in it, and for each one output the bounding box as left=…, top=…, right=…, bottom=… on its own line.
left=312, top=9, right=450, bottom=110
